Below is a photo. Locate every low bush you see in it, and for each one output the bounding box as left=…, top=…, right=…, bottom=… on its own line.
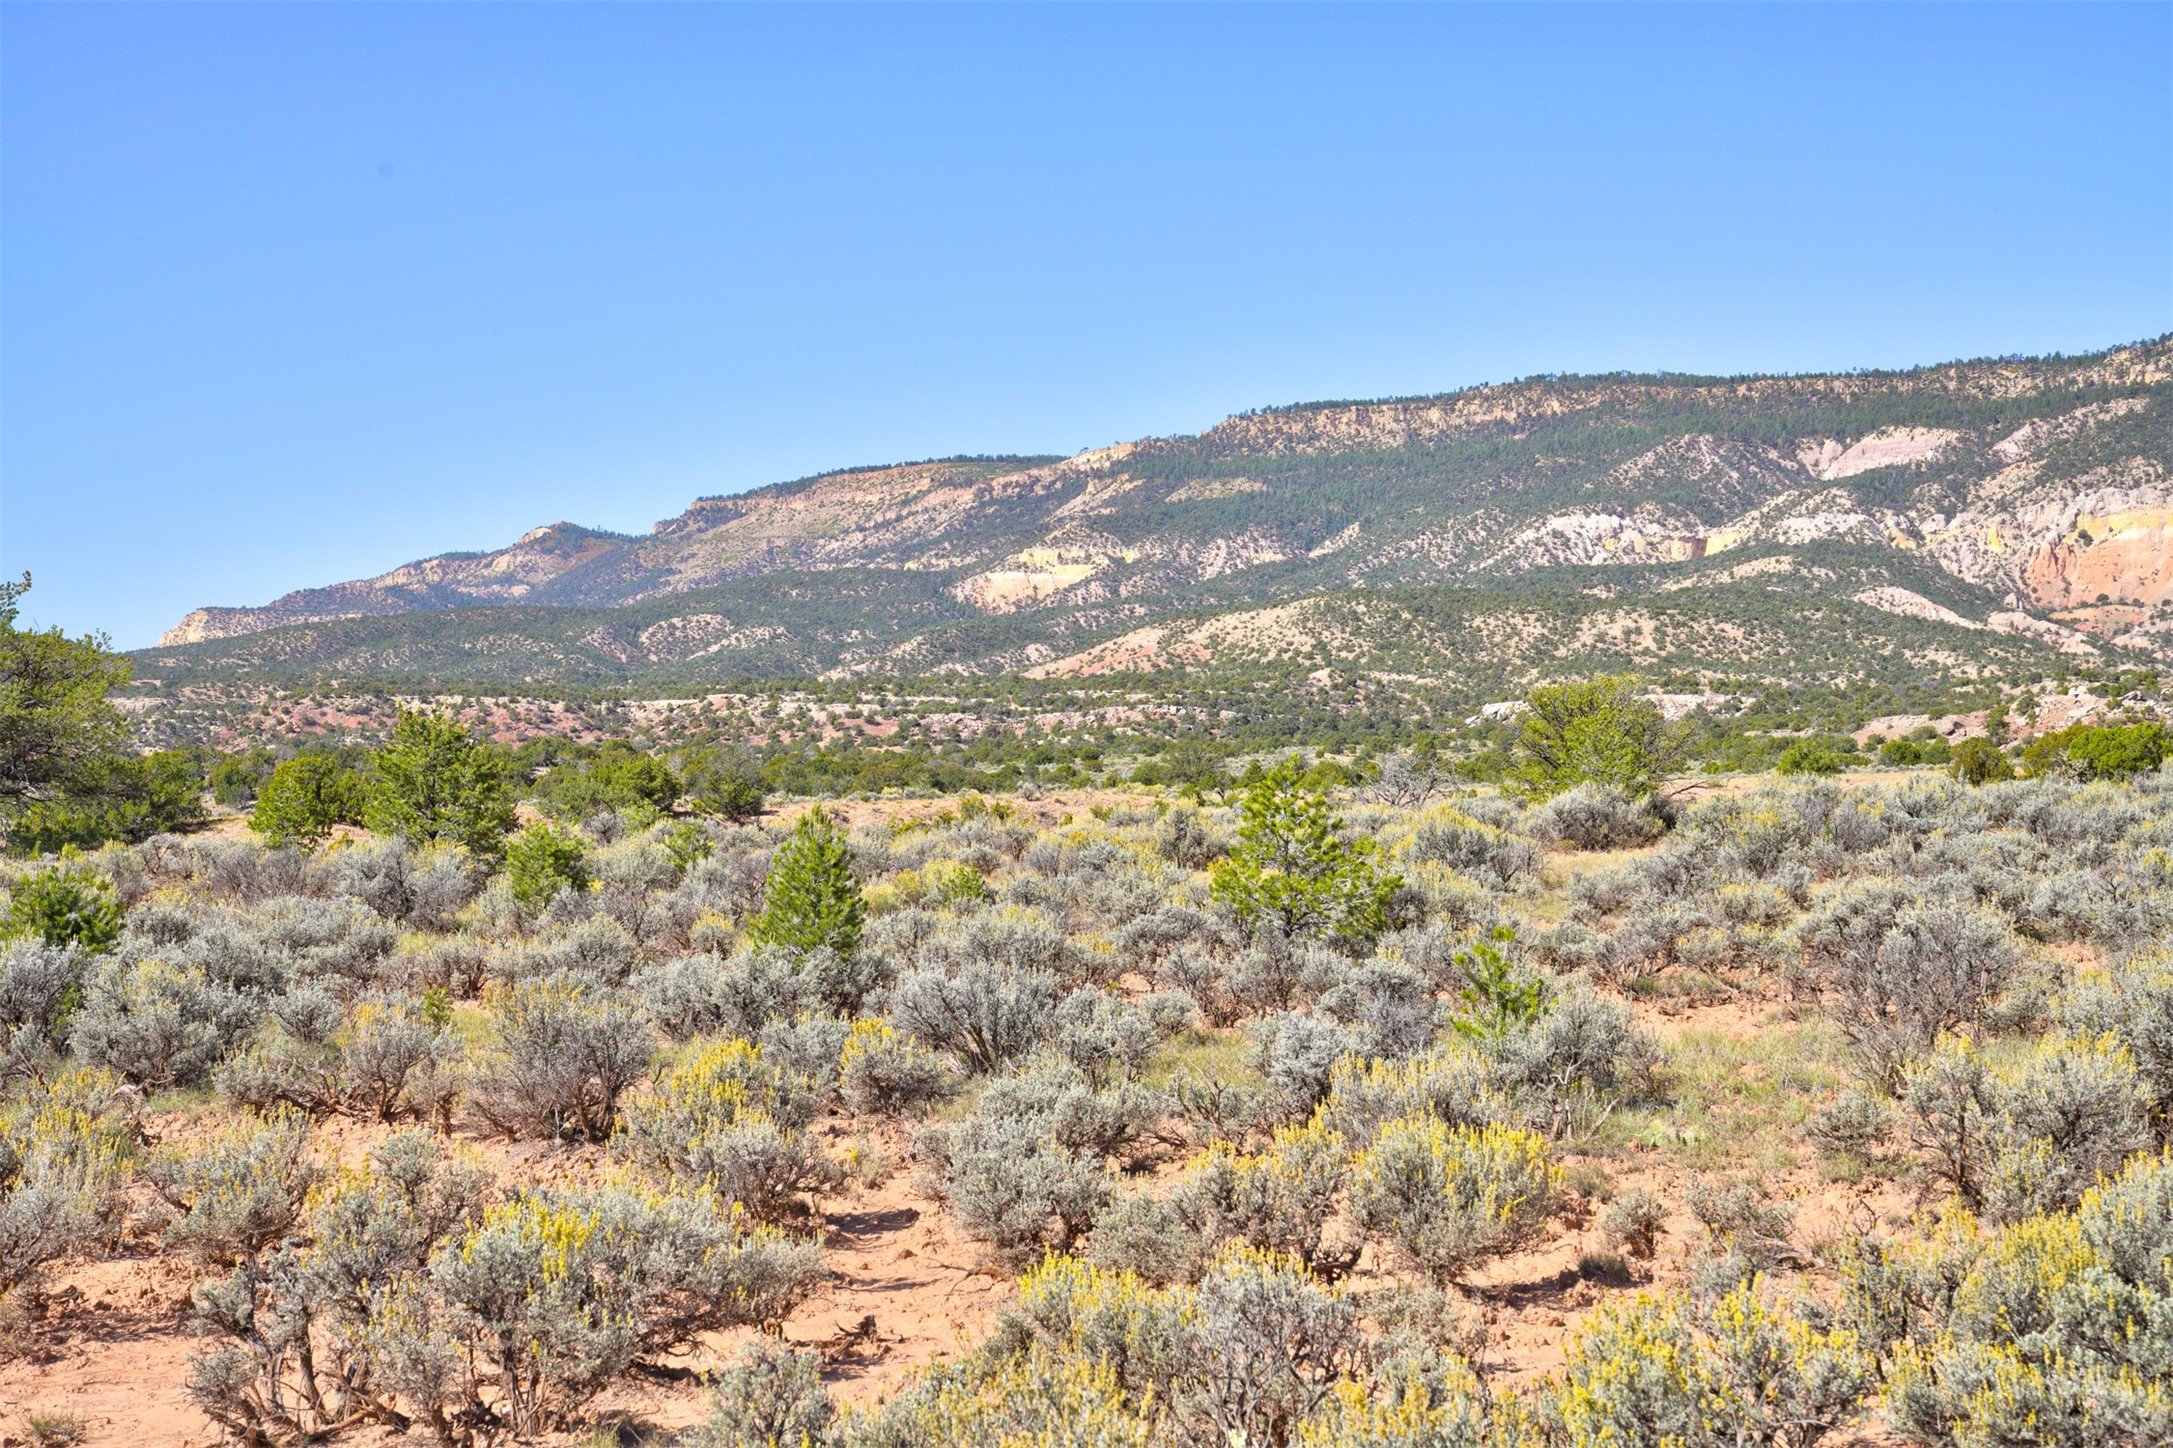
left=889, top=962, right=1056, bottom=1074
left=619, top=1036, right=833, bottom=1221
left=0, top=940, right=85, bottom=1053
left=695, top=1338, right=836, bottom=1448
left=0, top=1068, right=133, bottom=1297
left=468, top=972, right=654, bottom=1142
left=143, top=1107, right=318, bottom=1263
left=1530, top=782, right=1663, bottom=851
left=1349, top=1117, right=1560, bottom=1284
left=384, top=1183, right=820, bottom=1439
left=1167, top=1116, right=1360, bottom=1278
left=838, top=1016, right=956, bottom=1116
left=1901, top=1032, right=2152, bottom=1222
left=1548, top=1280, right=1873, bottom=1448
left=72, top=956, right=263, bottom=1089
left=1862, top=1152, right=2173, bottom=1448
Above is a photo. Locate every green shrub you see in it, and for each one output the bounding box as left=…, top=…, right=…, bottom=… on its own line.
left=1775, top=739, right=1853, bottom=776
left=1211, top=758, right=1401, bottom=946
left=363, top=708, right=516, bottom=863
left=2, top=866, right=121, bottom=954
left=1948, top=737, right=2013, bottom=787
left=505, top=821, right=590, bottom=916
left=532, top=741, right=681, bottom=821
left=1510, top=675, right=1684, bottom=802
left=2020, top=722, right=2169, bottom=780
left=8, top=750, right=208, bottom=853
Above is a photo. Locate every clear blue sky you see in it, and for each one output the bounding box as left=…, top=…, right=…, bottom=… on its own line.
left=4, top=4, right=2168, bottom=648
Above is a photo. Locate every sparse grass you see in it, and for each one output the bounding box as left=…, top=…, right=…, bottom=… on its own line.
left=1561, top=1159, right=1616, bottom=1202
left=20, top=1411, right=89, bottom=1448
left=143, top=1084, right=217, bottom=1115
left=1599, top=1020, right=1845, bottom=1174
left=837, top=1133, right=898, bottom=1189
left=1140, top=1026, right=1258, bottom=1089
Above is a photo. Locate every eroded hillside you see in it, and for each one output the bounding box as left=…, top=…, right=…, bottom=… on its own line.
left=141, top=339, right=2173, bottom=692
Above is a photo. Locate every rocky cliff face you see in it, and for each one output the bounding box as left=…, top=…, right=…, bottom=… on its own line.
left=150, top=338, right=2173, bottom=683
left=159, top=524, right=635, bottom=646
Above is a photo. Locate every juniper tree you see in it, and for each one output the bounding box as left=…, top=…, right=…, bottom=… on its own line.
left=363, top=708, right=515, bottom=862
left=250, top=754, right=365, bottom=850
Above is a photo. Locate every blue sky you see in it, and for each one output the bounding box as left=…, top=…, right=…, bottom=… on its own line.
left=4, top=4, right=2168, bottom=648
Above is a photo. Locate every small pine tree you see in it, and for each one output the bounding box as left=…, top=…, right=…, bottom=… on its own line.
left=746, top=807, right=864, bottom=957
left=363, top=709, right=515, bottom=861
left=1448, top=927, right=1551, bottom=1040
left=250, top=755, right=365, bottom=850
left=1209, top=757, right=1399, bottom=944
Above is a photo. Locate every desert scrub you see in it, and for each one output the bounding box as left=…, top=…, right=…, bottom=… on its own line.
left=71, top=955, right=264, bottom=1089
left=468, top=970, right=653, bottom=1141
left=913, top=1060, right=1156, bottom=1267
left=1349, top=1117, right=1560, bottom=1285
left=842, top=1349, right=1151, bottom=1448
left=694, top=1337, right=836, bottom=1448
left=1547, top=1280, right=1873, bottom=1448
left=987, top=1247, right=1366, bottom=1448
left=396, top=1182, right=823, bottom=1438
left=143, top=1106, right=318, bottom=1262
left=838, top=1016, right=957, bottom=1115
left=889, top=961, right=1056, bottom=1074
left=0, top=1067, right=133, bottom=1297
left=186, top=1130, right=488, bottom=1444
left=1900, top=1031, right=2152, bottom=1222
left=618, top=1036, right=837, bottom=1221
left=1167, top=1116, right=1360, bottom=1278
left=1871, top=1151, right=2173, bottom=1447
left=1294, top=1354, right=1506, bottom=1448
left=1320, top=1046, right=1507, bottom=1149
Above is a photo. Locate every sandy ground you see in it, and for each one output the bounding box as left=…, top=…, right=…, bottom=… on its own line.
left=2, top=795, right=1925, bottom=1445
